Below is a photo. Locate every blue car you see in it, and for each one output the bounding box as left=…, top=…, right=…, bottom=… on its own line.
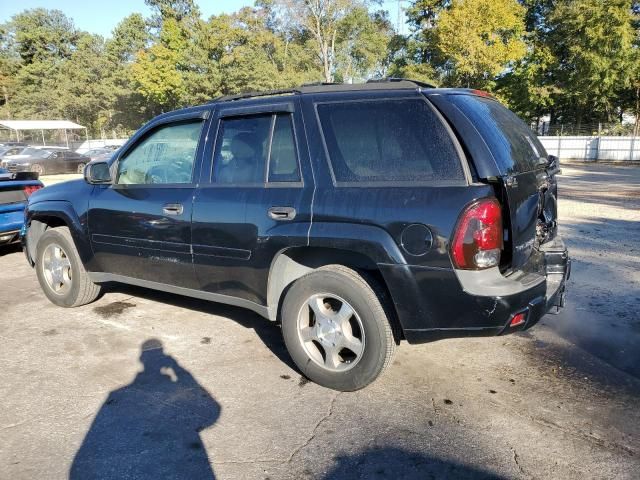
left=0, top=168, right=43, bottom=245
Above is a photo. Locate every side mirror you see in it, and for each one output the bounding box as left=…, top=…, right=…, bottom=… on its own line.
left=84, top=161, right=112, bottom=184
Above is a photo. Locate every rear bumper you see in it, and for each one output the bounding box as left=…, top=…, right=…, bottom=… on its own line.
left=0, top=229, right=20, bottom=244
left=380, top=236, right=570, bottom=344
left=0, top=206, right=26, bottom=244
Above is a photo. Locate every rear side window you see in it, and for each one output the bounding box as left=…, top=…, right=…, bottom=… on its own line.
left=447, top=95, right=547, bottom=174
left=213, top=113, right=301, bottom=185
left=316, top=99, right=464, bottom=184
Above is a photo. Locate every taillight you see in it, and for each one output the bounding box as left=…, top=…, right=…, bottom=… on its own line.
left=451, top=198, right=503, bottom=270
left=23, top=185, right=43, bottom=197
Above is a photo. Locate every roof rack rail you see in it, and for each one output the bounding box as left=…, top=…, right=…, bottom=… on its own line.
left=213, top=88, right=301, bottom=103
left=300, top=81, right=341, bottom=88
left=366, top=77, right=438, bottom=89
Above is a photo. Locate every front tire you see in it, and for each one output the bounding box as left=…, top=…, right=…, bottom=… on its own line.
left=31, top=163, right=45, bottom=175
left=35, top=227, right=101, bottom=307
left=281, top=265, right=397, bottom=391
left=76, top=163, right=86, bottom=174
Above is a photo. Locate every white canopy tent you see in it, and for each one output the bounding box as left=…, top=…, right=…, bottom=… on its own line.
left=0, top=120, right=88, bottom=148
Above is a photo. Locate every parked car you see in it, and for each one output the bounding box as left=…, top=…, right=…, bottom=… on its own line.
left=1, top=147, right=89, bottom=175
left=81, top=148, right=115, bottom=161
left=0, top=168, right=43, bottom=245
left=90, top=148, right=120, bottom=163
left=86, top=149, right=118, bottom=162
left=0, top=142, right=28, bottom=148
left=22, top=80, right=570, bottom=391
left=0, top=145, right=28, bottom=160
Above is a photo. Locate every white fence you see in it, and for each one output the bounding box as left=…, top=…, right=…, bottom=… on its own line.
left=539, top=136, right=640, bottom=162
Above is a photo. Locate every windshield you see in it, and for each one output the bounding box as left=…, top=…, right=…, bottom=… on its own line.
left=448, top=94, right=547, bottom=174
left=19, top=147, right=42, bottom=156
left=34, top=149, right=55, bottom=158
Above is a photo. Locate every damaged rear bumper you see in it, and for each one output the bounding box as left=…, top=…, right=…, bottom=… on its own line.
left=380, top=236, right=571, bottom=344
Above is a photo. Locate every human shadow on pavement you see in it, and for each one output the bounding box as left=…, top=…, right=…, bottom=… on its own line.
left=322, top=447, right=507, bottom=480
left=100, top=282, right=299, bottom=372
left=70, top=339, right=219, bottom=479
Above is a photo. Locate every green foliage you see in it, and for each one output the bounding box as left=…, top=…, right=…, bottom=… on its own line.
left=497, top=0, right=639, bottom=125
left=0, top=1, right=637, bottom=136
left=436, top=0, right=526, bottom=88
left=107, top=14, right=148, bottom=64
left=547, top=0, right=637, bottom=122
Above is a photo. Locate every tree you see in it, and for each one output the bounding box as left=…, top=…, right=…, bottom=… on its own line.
left=4, top=8, right=79, bottom=65
left=107, top=13, right=148, bottom=63
left=435, top=0, right=527, bottom=88
left=334, top=8, right=394, bottom=81
left=131, top=17, right=188, bottom=111
left=547, top=0, right=637, bottom=124
left=56, top=33, right=119, bottom=133
left=0, top=9, right=80, bottom=121
left=275, top=0, right=367, bottom=82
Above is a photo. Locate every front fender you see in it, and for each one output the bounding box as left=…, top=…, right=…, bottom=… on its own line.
left=25, top=201, right=93, bottom=268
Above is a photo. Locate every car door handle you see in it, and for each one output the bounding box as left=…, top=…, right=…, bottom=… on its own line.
left=268, top=206, right=296, bottom=221
left=163, top=203, right=184, bottom=215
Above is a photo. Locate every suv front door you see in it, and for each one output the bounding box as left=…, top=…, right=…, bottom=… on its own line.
left=88, top=111, right=209, bottom=289
left=191, top=100, right=313, bottom=313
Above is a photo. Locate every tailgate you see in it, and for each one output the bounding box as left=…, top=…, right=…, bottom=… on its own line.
left=427, top=92, right=558, bottom=271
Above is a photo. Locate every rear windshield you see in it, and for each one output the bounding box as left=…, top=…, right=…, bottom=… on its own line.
left=316, top=98, right=465, bottom=184
left=448, top=95, right=547, bottom=174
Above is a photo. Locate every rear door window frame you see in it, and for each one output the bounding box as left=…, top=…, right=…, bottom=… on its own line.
left=207, top=103, right=304, bottom=189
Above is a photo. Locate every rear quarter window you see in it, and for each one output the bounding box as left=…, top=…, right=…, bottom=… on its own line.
left=447, top=95, right=547, bottom=174
left=316, top=98, right=465, bottom=185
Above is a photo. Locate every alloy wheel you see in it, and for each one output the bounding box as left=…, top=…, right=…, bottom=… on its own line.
left=42, top=243, right=72, bottom=295
left=297, top=293, right=365, bottom=372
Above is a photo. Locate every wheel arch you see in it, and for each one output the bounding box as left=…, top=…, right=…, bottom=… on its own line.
left=266, top=246, right=404, bottom=340
left=26, top=201, right=92, bottom=267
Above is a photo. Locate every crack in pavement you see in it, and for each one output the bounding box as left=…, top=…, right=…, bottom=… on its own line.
left=212, top=391, right=342, bottom=467
left=511, top=447, right=527, bottom=477
left=287, top=391, right=340, bottom=463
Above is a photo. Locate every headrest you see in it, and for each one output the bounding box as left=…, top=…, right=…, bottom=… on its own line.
left=230, top=133, right=256, bottom=160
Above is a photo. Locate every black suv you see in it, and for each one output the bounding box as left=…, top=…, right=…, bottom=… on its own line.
left=23, top=80, right=570, bottom=391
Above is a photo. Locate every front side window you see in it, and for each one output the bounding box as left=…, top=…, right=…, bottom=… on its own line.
left=213, top=112, right=300, bottom=184
left=316, top=99, right=465, bottom=184
left=116, top=121, right=203, bottom=185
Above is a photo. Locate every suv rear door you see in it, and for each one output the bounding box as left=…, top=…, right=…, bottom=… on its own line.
left=428, top=92, right=556, bottom=271
left=191, top=98, right=313, bottom=311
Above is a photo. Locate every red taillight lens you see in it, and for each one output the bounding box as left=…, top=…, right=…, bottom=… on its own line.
left=451, top=198, right=503, bottom=270
left=510, top=312, right=527, bottom=327
left=23, top=185, right=43, bottom=197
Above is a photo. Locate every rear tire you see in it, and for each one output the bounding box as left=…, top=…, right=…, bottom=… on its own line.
left=281, top=265, right=396, bottom=391
left=35, top=227, right=101, bottom=307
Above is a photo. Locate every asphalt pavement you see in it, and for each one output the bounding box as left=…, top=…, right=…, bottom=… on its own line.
left=1, top=165, right=638, bottom=479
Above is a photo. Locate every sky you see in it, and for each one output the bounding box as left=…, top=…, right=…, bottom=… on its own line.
left=0, top=0, right=408, bottom=38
